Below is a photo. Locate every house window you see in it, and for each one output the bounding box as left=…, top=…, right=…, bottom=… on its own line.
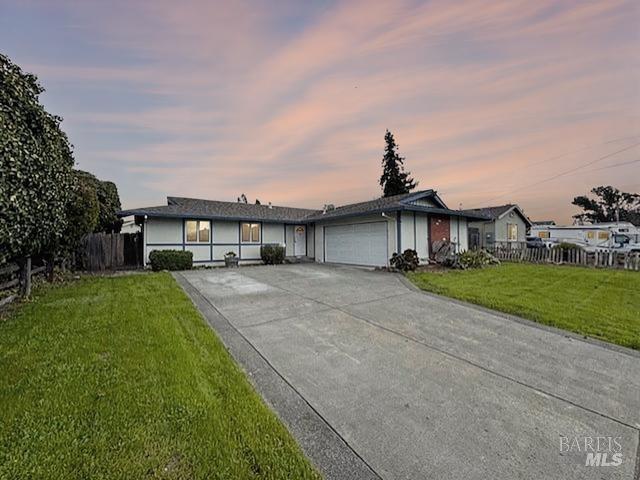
left=241, top=223, right=260, bottom=243
left=507, top=223, right=518, bottom=241
left=598, top=231, right=609, bottom=240
left=586, top=231, right=595, bottom=239
left=185, top=220, right=210, bottom=243
left=538, top=231, right=550, bottom=239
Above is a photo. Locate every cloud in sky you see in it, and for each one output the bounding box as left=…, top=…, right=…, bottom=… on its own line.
left=1, top=0, right=639, bottom=222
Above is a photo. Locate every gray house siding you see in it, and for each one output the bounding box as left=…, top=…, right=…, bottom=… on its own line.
left=494, top=214, right=527, bottom=243
left=143, top=217, right=290, bottom=266
left=306, top=224, right=315, bottom=258
left=469, top=211, right=527, bottom=248
left=449, top=216, right=468, bottom=252
left=468, top=221, right=495, bottom=248
left=397, top=212, right=430, bottom=259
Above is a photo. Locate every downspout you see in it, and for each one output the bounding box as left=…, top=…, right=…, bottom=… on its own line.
left=396, top=211, right=402, bottom=254
left=143, top=215, right=148, bottom=267
left=182, top=219, right=185, bottom=251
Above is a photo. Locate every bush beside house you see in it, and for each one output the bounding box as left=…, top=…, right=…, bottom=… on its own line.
left=390, top=249, right=419, bottom=272
left=456, top=249, right=500, bottom=269
left=148, top=250, right=193, bottom=271
left=261, top=245, right=285, bottom=265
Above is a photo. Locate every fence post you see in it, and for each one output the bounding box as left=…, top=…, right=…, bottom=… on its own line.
left=46, top=254, right=55, bottom=282
left=20, top=256, right=32, bottom=298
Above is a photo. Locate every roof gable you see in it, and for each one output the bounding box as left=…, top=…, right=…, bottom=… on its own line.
left=461, top=204, right=532, bottom=226
left=399, top=190, right=448, bottom=209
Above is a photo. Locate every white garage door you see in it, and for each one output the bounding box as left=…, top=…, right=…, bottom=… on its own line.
left=324, top=222, right=388, bottom=266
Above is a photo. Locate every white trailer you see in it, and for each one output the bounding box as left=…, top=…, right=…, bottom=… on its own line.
left=530, top=222, right=640, bottom=252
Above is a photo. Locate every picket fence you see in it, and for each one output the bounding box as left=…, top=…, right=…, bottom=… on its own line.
left=491, top=247, right=640, bottom=271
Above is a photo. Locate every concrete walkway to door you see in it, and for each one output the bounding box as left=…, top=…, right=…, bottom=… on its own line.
left=176, top=264, right=640, bottom=480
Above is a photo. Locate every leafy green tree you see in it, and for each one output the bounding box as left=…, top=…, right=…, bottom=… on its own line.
left=0, top=53, right=74, bottom=263
left=572, top=186, right=640, bottom=224
left=60, top=171, right=99, bottom=253
left=75, top=170, right=123, bottom=233
left=379, top=130, right=417, bottom=197
left=95, top=179, right=122, bottom=233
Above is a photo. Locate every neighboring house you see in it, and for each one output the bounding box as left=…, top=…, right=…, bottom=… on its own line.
left=532, top=220, right=556, bottom=226
left=119, top=217, right=141, bottom=234
left=118, top=189, right=485, bottom=267
left=461, top=204, right=532, bottom=249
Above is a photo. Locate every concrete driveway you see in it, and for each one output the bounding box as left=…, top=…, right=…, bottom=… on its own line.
left=176, top=264, right=640, bottom=480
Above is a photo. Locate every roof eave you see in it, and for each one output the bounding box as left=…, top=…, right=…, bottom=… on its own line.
left=308, top=206, right=404, bottom=222
left=117, top=209, right=311, bottom=224
left=401, top=205, right=489, bottom=220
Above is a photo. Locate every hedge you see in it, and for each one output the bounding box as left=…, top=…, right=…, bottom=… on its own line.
left=148, top=250, right=193, bottom=271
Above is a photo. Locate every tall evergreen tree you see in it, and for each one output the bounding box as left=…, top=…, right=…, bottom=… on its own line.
left=379, top=130, right=417, bottom=197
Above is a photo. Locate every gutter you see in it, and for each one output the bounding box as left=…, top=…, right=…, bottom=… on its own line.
left=116, top=210, right=313, bottom=225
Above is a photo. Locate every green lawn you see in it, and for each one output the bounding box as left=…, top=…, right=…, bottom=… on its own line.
left=408, top=264, right=640, bottom=350
left=0, top=273, right=319, bottom=480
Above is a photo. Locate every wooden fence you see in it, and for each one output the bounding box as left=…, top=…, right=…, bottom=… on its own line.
left=80, top=232, right=142, bottom=272
left=0, top=257, right=51, bottom=307
left=491, top=247, right=640, bottom=271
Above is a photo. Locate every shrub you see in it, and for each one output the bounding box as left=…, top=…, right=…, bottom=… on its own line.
left=260, top=244, right=285, bottom=265
left=456, top=249, right=500, bottom=269
left=148, top=250, right=193, bottom=271
left=553, top=242, right=583, bottom=251
left=390, top=249, right=419, bottom=272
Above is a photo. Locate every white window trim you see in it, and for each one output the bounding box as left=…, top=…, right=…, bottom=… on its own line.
left=185, top=219, right=211, bottom=244
left=507, top=222, right=518, bottom=242
left=241, top=222, right=261, bottom=244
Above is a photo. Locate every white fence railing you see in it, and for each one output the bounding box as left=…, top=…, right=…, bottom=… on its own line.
left=490, top=247, right=640, bottom=271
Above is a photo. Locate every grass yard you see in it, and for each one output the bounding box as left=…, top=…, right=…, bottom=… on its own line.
left=408, top=263, right=640, bottom=350
left=0, top=273, right=320, bottom=480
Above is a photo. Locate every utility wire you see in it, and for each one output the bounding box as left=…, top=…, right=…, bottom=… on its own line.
left=583, top=158, right=640, bottom=173
left=524, top=135, right=640, bottom=168
left=473, top=140, right=640, bottom=206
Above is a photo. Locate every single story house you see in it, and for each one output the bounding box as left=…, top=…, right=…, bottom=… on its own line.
left=461, top=204, right=532, bottom=249
left=118, top=189, right=486, bottom=267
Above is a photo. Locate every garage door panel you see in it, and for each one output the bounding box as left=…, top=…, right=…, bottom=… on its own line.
left=325, top=222, right=387, bottom=266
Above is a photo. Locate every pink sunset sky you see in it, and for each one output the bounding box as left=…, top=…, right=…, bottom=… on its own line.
left=2, top=0, right=639, bottom=223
